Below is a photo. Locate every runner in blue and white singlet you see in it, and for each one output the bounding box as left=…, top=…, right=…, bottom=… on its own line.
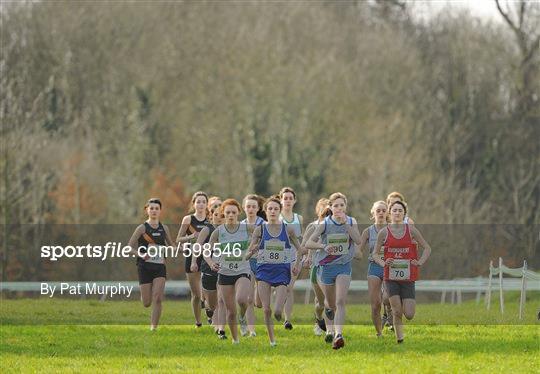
left=246, top=196, right=304, bottom=347
left=358, top=200, right=391, bottom=337
left=279, top=186, right=303, bottom=330
left=306, top=192, right=363, bottom=350
left=240, top=193, right=266, bottom=337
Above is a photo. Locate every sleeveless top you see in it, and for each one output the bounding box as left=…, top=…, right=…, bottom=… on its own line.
left=383, top=224, right=418, bottom=282
left=367, top=224, right=384, bottom=263
left=279, top=212, right=302, bottom=261
left=308, top=220, right=325, bottom=266
left=318, top=215, right=354, bottom=266
left=257, top=222, right=293, bottom=265
left=216, top=223, right=251, bottom=276
left=137, top=221, right=167, bottom=265
left=200, top=225, right=217, bottom=275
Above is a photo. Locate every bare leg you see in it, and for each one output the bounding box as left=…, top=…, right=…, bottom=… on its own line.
left=245, top=273, right=256, bottom=333
left=187, top=272, right=202, bottom=325
left=235, top=277, right=251, bottom=318
left=150, top=277, right=165, bottom=329
left=389, top=295, right=404, bottom=341
left=334, top=275, right=351, bottom=336
left=216, top=288, right=226, bottom=331
left=368, top=276, right=383, bottom=335
left=140, top=283, right=152, bottom=308
left=402, top=298, right=416, bottom=320
left=284, top=263, right=298, bottom=323
left=220, top=284, right=239, bottom=342
left=273, top=285, right=288, bottom=321
left=258, top=281, right=275, bottom=343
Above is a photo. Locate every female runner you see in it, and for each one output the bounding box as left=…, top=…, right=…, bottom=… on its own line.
left=306, top=192, right=363, bottom=350
left=279, top=187, right=303, bottom=330
left=241, top=194, right=266, bottom=337
left=302, top=198, right=332, bottom=338
left=204, top=199, right=253, bottom=344
left=176, top=191, right=210, bottom=327
left=357, top=200, right=391, bottom=337
left=247, top=196, right=304, bottom=346
left=196, top=200, right=226, bottom=333
left=373, top=200, right=431, bottom=343
left=127, top=198, right=174, bottom=331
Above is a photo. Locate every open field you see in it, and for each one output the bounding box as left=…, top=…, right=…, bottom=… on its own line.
left=1, top=297, right=538, bottom=372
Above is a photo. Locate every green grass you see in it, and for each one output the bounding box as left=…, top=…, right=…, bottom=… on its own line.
left=1, top=298, right=539, bottom=372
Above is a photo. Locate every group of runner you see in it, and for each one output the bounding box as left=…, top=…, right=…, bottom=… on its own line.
left=127, top=189, right=431, bottom=349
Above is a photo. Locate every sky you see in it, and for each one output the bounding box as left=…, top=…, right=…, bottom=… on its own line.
left=411, top=0, right=506, bottom=22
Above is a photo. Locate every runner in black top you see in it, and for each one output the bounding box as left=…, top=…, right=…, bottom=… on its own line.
left=176, top=191, right=210, bottom=328
left=127, top=198, right=174, bottom=331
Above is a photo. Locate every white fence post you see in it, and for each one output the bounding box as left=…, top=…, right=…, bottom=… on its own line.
left=486, top=260, right=493, bottom=310
left=499, top=257, right=504, bottom=315
left=519, top=260, right=527, bottom=320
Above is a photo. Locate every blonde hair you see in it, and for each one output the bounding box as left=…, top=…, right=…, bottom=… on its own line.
left=386, top=191, right=405, bottom=204
left=329, top=192, right=347, bottom=205
left=315, top=198, right=331, bottom=220
left=370, top=200, right=387, bottom=221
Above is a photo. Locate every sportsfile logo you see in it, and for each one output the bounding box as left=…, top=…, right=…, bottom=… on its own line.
left=40, top=242, right=242, bottom=261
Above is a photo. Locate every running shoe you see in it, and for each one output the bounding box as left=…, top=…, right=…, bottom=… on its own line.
left=313, top=324, right=324, bottom=336
left=239, top=316, right=248, bottom=337
left=324, top=308, right=335, bottom=320
left=332, top=334, right=345, bottom=350
left=284, top=320, right=293, bottom=330
left=316, top=317, right=327, bottom=332
left=325, top=333, right=334, bottom=343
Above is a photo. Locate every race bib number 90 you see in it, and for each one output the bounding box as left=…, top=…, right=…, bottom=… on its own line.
left=327, top=233, right=349, bottom=255
left=389, top=259, right=410, bottom=281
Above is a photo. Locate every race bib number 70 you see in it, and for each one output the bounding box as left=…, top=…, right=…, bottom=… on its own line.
left=389, top=259, right=410, bottom=281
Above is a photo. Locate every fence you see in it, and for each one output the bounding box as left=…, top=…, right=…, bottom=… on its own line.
left=485, top=257, right=540, bottom=319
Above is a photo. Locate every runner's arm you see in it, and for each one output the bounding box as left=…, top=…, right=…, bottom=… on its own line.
left=246, top=226, right=262, bottom=259
left=127, top=224, right=147, bottom=259
left=373, top=228, right=388, bottom=267
left=176, top=215, right=196, bottom=244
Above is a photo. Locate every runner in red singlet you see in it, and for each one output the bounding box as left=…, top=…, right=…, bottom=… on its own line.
left=373, top=200, right=431, bottom=343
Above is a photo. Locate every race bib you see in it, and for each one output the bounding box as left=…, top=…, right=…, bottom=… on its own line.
left=389, top=259, right=410, bottom=281
left=327, top=233, right=349, bottom=255
left=260, top=239, right=286, bottom=264
left=146, top=244, right=165, bottom=264
left=222, top=241, right=249, bottom=271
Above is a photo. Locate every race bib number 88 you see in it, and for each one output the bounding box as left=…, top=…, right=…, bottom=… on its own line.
left=261, top=239, right=285, bottom=264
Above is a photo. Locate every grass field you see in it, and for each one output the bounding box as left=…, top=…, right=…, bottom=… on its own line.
left=1, top=297, right=539, bottom=373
